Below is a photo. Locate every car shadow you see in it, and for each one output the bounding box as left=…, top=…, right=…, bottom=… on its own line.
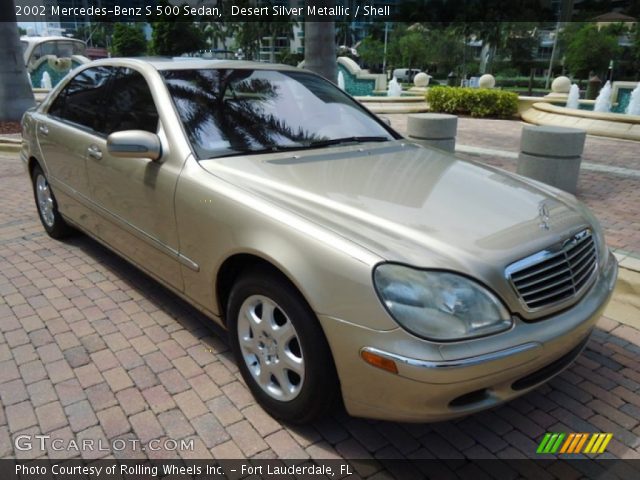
left=60, top=233, right=635, bottom=463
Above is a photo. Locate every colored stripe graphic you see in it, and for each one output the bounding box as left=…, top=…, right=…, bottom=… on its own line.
left=584, top=433, right=598, bottom=453
left=537, top=433, right=552, bottom=453
left=597, top=434, right=613, bottom=453
left=550, top=433, right=565, bottom=453
left=538, top=433, right=612, bottom=454
left=574, top=433, right=589, bottom=453
left=559, top=433, right=575, bottom=454
left=585, top=433, right=613, bottom=454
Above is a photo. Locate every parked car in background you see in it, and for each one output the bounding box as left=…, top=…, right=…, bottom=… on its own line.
left=21, top=35, right=86, bottom=71
left=20, top=35, right=90, bottom=89
left=21, top=58, right=617, bottom=423
left=392, top=68, right=423, bottom=82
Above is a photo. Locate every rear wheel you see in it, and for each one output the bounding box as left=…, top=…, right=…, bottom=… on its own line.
left=227, top=268, right=339, bottom=423
left=31, top=164, right=73, bottom=239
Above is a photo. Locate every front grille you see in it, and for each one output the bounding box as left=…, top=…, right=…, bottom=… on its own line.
left=507, top=229, right=597, bottom=312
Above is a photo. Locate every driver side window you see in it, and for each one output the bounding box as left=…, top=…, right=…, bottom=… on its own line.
left=103, top=68, right=159, bottom=135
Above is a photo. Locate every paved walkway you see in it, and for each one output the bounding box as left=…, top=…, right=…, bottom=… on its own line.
left=388, top=116, right=640, bottom=258
left=1, top=140, right=640, bottom=471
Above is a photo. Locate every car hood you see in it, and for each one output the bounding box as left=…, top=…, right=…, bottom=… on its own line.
left=200, top=141, right=590, bottom=273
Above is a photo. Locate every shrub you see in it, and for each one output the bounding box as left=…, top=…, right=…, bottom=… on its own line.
left=426, top=87, right=518, bottom=118
left=495, top=76, right=547, bottom=89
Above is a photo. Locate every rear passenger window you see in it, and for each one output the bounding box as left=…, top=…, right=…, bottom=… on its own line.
left=103, top=68, right=159, bottom=135
left=48, top=66, right=113, bottom=133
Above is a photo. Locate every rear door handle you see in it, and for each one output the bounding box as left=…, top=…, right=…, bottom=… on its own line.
left=87, top=145, right=103, bottom=160
left=38, top=124, right=49, bottom=135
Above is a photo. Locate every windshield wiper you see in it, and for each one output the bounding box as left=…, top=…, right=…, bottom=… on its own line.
left=214, top=137, right=391, bottom=159
left=307, top=136, right=391, bottom=148
left=216, top=144, right=312, bottom=158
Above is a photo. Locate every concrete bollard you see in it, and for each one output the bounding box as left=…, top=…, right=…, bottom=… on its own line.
left=407, top=113, right=458, bottom=152
left=517, top=125, right=586, bottom=194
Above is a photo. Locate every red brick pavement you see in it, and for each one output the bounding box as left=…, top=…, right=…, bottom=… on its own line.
left=1, top=151, right=639, bottom=472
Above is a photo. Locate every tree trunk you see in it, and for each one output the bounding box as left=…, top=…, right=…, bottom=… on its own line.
left=304, top=3, right=337, bottom=84
left=270, top=33, right=276, bottom=64
left=0, top=0, right=35, bottom=121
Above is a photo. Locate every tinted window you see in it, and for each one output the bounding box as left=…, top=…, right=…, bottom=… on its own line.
left=103, top=68, right=159, bottom=135
left=162, top=69, right=394, bottom=159
left=49, top=66, right=113, bottom=133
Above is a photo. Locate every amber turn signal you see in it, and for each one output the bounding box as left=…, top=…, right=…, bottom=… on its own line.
left=360, top=350, right=398, bottom=374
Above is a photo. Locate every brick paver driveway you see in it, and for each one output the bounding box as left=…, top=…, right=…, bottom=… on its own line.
left=1, top=148, right=639, bottom=473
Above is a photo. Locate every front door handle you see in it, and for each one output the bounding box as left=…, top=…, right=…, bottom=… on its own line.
left=87, top=145, right=103, bottom=160
left=38, top=124, right=49, bottom=135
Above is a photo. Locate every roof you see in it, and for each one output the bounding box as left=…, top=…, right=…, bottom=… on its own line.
left=20, top=35, right=85, bottom=45
left=103, top=57, right=299, bottom=72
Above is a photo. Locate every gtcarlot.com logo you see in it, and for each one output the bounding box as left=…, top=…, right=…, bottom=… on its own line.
left=537, top=432, right=613, bottom=455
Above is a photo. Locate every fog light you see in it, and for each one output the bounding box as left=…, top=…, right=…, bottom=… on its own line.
left=360, top=350, right=398, bottom=374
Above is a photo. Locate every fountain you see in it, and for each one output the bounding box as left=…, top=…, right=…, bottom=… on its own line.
left=626, top=83, right=640, bottom=116
left=387, top=77, right=402, bottom=97
left=593, top=80, right=612, bottom=113
left=337, top=70, right=345, bottom=90
left=40, top=71, right=52, bottom=90
left=565, top=84, right=580, bottom=109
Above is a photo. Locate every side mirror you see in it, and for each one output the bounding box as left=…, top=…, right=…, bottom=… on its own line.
left=107, top=130, right=161, bottom=161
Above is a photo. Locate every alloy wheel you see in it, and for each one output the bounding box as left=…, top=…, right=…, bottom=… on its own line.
left=237, top=294, right=305, bottom=401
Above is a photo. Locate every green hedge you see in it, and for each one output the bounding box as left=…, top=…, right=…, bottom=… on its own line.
left=426, top=87, right=518, bottom=118
left=495, top=77, right=547, bottom=89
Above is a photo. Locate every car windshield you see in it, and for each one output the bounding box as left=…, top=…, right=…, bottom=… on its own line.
left=162, top=68, right=396, bottom=160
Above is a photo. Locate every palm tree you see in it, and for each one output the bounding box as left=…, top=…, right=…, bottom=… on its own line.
left=0, top=0, right=35, bottom=121
left=304, top=1, right=337, bottom=83
left=336, top=19, right=354, bottom=46
left=474, top=22, right=511, bottom=74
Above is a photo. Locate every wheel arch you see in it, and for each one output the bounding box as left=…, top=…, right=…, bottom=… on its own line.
left=215, top=252, right=316, bottom=328
left=27, top=156, right=41, bottom=177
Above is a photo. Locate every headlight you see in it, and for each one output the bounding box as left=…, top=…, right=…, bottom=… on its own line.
left=373, top=264, right=512, bottom=341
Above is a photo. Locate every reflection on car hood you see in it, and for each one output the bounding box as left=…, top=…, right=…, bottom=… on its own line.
left=200, top=141, right=589, bottom=272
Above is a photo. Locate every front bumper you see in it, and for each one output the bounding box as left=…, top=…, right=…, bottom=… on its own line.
left=319, top=252, right=618, bottom=422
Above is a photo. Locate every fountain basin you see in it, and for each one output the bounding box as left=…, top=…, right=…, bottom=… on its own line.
left=522, top=102, right=640, bottom=141
left=516, top=96, right=595, bottom=115
left=370, top=90, right=425, bottom=97
left=355, top=95, right=429, bottom=114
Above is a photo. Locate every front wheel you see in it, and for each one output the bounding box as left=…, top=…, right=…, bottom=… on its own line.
left=31, top=164, right=73, bottom=239
left=227, top=269, right=339, bottom=423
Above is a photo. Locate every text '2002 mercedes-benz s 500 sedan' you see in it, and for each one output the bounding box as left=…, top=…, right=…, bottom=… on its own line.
left=21, top=58, right=618, bottom=423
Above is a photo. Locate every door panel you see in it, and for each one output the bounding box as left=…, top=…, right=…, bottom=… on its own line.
left=35, top=66, right=115, bottom=228
left=84, top=68, right=184, bottom=290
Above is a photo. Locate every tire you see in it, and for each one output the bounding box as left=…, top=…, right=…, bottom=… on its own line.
left=227, top=268, right=339, bottom=423
left=31, top=164, right=73, bottom=239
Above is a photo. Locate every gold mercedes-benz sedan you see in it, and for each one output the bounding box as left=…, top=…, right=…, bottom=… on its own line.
left=21, top=58, right=617, bottom=423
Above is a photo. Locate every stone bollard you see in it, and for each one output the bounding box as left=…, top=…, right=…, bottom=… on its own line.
left=517, top=125, right=586, bottom=194
left=407, top=113, right=458, bottom=152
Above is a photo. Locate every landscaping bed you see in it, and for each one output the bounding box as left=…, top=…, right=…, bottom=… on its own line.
left=0, top=122, right=21, bottom=135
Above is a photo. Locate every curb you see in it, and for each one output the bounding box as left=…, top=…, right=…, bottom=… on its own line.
left=613, top=250, right=640, bottom=274
left=0, top=144, right=21, bottom=153
left=0, top=136, right=21, bottom=153
left=607, top=265, right=640, bottom=331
